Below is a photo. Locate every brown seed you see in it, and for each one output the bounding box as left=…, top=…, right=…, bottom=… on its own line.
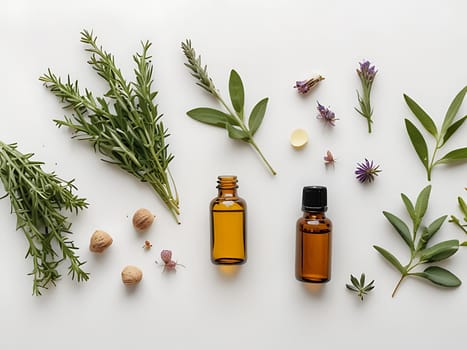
left=89, top=230, right=113, bottom=253
left=132, top=208, right=155, bottom=231
left=121, top=265, right=143, bottom=285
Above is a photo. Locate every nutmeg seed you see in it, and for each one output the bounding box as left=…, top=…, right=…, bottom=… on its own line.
left=121, top=265, right=143, bottom=285
left=132, top=208, right=155, bottom=231
left=89, top=230, right=113, bottom=253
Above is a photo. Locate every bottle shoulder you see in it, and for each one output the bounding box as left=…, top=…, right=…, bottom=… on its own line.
left=211, top=196, right=246, bottom=210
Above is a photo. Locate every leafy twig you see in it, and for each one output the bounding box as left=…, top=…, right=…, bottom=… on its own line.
left=181, top=40, right=276, bottom=175
left=0, top=141, right=88, bottom=295
left=40, top=30, right=180, bottom=223
left=404, top=86, right=467, bottom=181
left=450, top=189, right=467, bottom=238
left=374, top=185, right=461, bottom=297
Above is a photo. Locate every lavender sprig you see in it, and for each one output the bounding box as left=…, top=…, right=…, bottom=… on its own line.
left=355, top=60, right=377, bottom=133
left=294, top=75, right=324, bottom=94
left=317, top=102, right=338, bottom=126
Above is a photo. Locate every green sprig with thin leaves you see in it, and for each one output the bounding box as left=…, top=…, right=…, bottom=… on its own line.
left=0, top=141, right=89, bottom=296
left=374, top=185, right=461, bottom=297
left=40, top=30, right=180, bottom=223
left=181, top=40, right=276, bottom=175
left=346, top=273, right=375, bottom=301
left=449, top=189, right=467, bottom=238
left=404, top=86, right=467, bottom=181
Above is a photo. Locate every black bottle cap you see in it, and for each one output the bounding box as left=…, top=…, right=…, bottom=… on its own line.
left=302, top=186, right=327, bottom=212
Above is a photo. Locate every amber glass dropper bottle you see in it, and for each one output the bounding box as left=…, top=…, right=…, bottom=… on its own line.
left=210, top=176, right=247, bottom=265
left=295, top=186, right=332, bottom=283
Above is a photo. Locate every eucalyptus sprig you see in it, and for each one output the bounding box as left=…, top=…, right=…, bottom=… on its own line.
left=346, top=273, right=375, bottom=301
left=449, top=190, right=467, bottom=237
left=404, top=86, right=467, bottom=181
left=181, top=40, right=276, bottom=175
left=40, top=30, right=180, bottom=223
left=0, top=141, right=89, bottom=295
left=374, top=185, right=461, bottom=297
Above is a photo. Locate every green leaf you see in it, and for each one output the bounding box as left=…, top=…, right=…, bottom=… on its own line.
left=373, top=245, right=405, bottom=274
left=401, top=193, right=416, bottom=225
left=460, top=241, right=467, bottom=247
left=226, top=123, right=249, bottom=141
left=405, top=119, right=429, bottom=171
left=414, top=266, right=461, bottom=287
left=382, top=211, right=414, bottom=250
left=442, top=115, right=467, bottom=146
left=436, top=147, right=467, bottom=164
left=187, top=107, right=231, bottom=128
left=414, top=185, right=431, bottom=227
left=248, top=98, right=268, bottom=136
left=229, top=70, right=245, bottom=115
left=403, top=94, right=438, bottom=137
left=440, top=86, right=467, bottom=137
left=419, top=239, right=459, bottom=263
left=417, top=215, right=447, bottom=250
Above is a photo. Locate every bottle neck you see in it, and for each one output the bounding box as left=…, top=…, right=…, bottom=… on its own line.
left=302, top=211, right=326, bottom=219
left=217, top=175, right=239, bottom=198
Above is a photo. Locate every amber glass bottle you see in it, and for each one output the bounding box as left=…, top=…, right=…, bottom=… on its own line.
left=295, top=186, right=332, bottom=283
left=210, top=176, right=247, bottom=265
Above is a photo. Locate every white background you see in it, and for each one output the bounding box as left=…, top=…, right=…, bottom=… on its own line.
left=1, top=0, right=467, bottom=349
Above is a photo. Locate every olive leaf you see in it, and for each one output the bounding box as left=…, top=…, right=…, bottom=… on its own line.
left=404, top=86, right=467, bottom=180
left=187, top=107, right=233, bottom=128
left=374, top=186, right=461, bottom=297
left=248, top=98, right=268, bottom=136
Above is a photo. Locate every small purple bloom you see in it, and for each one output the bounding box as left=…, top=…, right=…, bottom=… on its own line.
left=357, top=60, right=377, bottom=83
left=317, top=102, right=338, bottom=126
left=294, top=75, right=324, bottom=94
left=355, top=159, right=381, bottom=183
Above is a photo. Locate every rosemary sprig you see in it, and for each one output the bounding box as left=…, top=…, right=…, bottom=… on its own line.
left=181, top=40, right=277, bottom=175
left=346, top=273, right=375, bottom=301
left=40, top=30, right=180, bottom=223
left=0, top=141, right=89, bottom=295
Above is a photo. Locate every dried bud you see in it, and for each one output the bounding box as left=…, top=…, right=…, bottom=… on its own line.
left=121, top=265, right=143, bottom=285
left=164, top=260, right=177, bottom=271
left=160, top=249, right=172, bottom=264
left=132, top=208, right=155, bottom=231
left=89, top=230, right=113, bottom=253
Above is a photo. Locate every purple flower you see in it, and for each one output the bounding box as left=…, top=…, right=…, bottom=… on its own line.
left=357, top=60, right=377, bottom=83
left=355, top=159, right=381, bottom=183
left=317, top=102, right=338, bottom=126
left=294, top=75, right=324, bottom=94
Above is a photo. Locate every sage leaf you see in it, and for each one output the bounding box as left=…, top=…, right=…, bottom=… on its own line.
left=248, top=98, right=268, bottom=136
left=442, top=115, right=467, bottom=146
left=414, top=266, right=461, bottom=287
left=187, top=107, right=232, bottom=128
left=414, top=185, right=431, bottom=225
left=405, top=119, right=429, bottom=171
left=401, top=193, right=416, bottom=224
left=403, top=94, right=438, bottom=137
left=383, top=211, right=414, bottom=250
left=436, top=147, right=467, bottom=164
left=373, top=245, right=405, bottom=274
left=417, top=215, right=447, bottom=250
left=440, top=85, right=467, bottom=137
left=419, top=239, right=459, bottom=263
left=229, top=70, right=245, bottom=116
left=226, top=123, right=249, bottom=141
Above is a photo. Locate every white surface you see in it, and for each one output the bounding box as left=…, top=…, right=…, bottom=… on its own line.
left=2, top=0, right=467, bottom=349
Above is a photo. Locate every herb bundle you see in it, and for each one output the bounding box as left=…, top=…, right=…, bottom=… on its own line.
left=40, top=30, right=180, bottom=223
left=374, top=185, right=461, bottom=297
left=404, top=86, right=467, bottom=181
left=0, top=141, right=88, bottom=295
left=181, top=40, right=276, bottom=175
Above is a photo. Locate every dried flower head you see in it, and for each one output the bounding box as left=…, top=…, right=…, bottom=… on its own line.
left=355, top=158, right=381, bottom=183
left=156, top=249, right=185, bottom=272
left=357, top=60, right=378, bottom=83
left=142, top=240, right=152, bottom=249
left=323, top=150, right=336, bottom=166
left=293, top=75, right=324, bottom=94
left=317, top=102, right=338, bottom=126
